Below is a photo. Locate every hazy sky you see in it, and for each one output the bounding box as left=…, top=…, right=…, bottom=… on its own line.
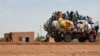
left=0, top=0, right=100, bottom=38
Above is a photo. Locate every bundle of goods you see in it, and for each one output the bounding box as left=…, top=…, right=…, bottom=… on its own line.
left=44, top=11, right=93, bottom=32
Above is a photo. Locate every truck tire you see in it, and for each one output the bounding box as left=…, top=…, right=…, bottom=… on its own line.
left=78, top=37, right=85, bottom=42
left=89, top=34, right=96, bottom=42
left=54, top=36, right=62, bottom=42
left=63, top=34, right=72, bottom=42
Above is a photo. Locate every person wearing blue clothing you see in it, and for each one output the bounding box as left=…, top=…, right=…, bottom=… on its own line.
left=62, top=13, right=67, bottom=19
left=76, top=11, right=80, bottom=20
left=79, top=15, right=83, bottom=20
left=66, top=11, right=70, bottom=16
left=82, top=16, right=88, bottom=21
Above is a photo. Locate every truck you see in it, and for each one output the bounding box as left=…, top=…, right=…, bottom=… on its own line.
left=43, top=11, right=99, bottom=42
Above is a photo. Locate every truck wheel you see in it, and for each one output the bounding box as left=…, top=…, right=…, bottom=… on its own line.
left=89, top=34, right=96, bottom=42
left=64, top=34, right=72, bottom=42
left=54, top=36, right=62, bottom=42
left=78, top=37, right=85, bottom=42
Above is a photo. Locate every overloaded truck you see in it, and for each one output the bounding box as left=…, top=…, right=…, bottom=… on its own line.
left=43, top=11, right=99, bottom=42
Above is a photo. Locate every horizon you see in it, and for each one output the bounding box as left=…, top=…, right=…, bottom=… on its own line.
left=0, top=0, right=100, bottom=38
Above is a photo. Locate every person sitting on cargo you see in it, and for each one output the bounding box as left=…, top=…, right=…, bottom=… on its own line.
left=49, top=12, right=57, bottom=25
left=76, top=11, right=80, bottom=20
left=45, top=11, right=58, bottom=32
left=69, top=11, right=76, bottom=21
left=44, top=11, right=63, bottom=42
left=43, top=20, right=50, bottom=31
left=66, top=11, right=70, bottom=20
left=75, top=11, right=83, bottom=20
left=56, top=11, right=63, bottom=20
left=87, top=16, right=92, bottom=23
left=45, top=11, right=61, bottom=30
left=56, top=11, right=74, bottom=30
left=62, top=13, right=67, bottom=20
left=66, top=11, right=70, bottom=16
left=53, top=11, right=64, bottom=29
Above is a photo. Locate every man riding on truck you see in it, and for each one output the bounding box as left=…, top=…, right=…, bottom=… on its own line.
left=44, top=11, right=63, bottom=42
left=44, top=11, right=74, bottom=42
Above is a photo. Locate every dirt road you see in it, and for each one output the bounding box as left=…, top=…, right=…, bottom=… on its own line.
left=0, top=43, right=100, bottom=56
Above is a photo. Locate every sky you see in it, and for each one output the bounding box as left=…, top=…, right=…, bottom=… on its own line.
left=0, top=0, right=100, bottom=38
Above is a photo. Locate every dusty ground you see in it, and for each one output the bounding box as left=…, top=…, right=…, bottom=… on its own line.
left=0, top=43, right=100, bottom=56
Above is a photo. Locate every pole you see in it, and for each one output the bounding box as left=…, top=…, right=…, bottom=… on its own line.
left=40, top=25, right=42, bottom=36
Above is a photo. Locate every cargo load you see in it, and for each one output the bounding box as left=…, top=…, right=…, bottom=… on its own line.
left=43, top=11, right=99, bottom=42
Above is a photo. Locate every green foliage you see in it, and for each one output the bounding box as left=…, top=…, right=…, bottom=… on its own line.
left=96, top=36, right=100, bottom=42
left=95, top=33, right=100, bottom=42
left=0, top=38, right=4, bottom=42
left=35, top=36, right=45, bottom=41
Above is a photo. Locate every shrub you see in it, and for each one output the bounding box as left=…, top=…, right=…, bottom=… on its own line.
left=35, top=36, right=45, bottom=41
left=0, top=38, right=4, bottom=42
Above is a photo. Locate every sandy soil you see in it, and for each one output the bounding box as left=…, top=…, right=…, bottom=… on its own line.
left=0, top=43, right=100, bottom=56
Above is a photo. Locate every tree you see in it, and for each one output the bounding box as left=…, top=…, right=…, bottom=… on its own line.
left=0, top=37, right=4, bottom=42
left=35, top=36, right=45, bottom=41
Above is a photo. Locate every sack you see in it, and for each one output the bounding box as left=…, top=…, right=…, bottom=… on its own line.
left=58, top=19, right=74, bottom=29
left=77, top=20, right=92, bottom=31
left=52, top=20, right=60, bottom=30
